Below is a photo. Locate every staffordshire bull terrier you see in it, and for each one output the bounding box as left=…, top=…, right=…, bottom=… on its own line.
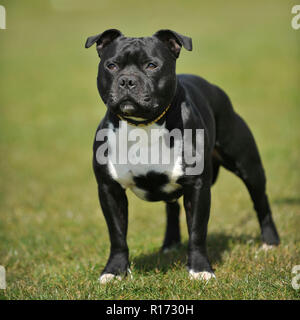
left=85, top=29, right=280, bottom=283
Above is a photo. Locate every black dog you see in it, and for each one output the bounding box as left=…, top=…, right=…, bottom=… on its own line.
left=85, top=29, right=280, bottom=283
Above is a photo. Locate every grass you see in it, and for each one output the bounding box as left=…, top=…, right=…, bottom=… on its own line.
left=0, top=0, right=299, bottom=299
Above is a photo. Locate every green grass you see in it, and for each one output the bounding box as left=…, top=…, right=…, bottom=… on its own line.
left=0, top=0, right=299, bottom=299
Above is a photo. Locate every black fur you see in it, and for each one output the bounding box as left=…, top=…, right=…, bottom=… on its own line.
left=87, top=30, right=280, bottom=279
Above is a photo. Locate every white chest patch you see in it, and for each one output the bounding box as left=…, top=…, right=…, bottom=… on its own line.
left=101, top=121, right=184, bottom=200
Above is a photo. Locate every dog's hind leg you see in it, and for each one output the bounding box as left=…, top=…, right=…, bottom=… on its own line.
left=211, top=150, right=221, bottom=186
left=161, top=200, right=181, bottom=252
left=216, top=109, right=280, bottom=247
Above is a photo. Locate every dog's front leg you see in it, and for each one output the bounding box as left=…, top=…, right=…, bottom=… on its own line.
left=183, top=178, right=215, bottom=281
left=97, top=180, right=129, bottom=284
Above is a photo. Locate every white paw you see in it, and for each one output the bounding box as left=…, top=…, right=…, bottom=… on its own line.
left=189, top=270, right=216, bottom=281
left=261, top=243, right=274, bottom=251
left=99, top=273, right=122, bottom=284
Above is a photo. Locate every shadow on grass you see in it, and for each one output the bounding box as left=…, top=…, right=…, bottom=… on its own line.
left=273, top=197, right=300, bottom=206
left=133, top=232, right=258, bottom=273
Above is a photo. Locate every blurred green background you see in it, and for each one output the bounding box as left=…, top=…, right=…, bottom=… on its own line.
left=0, top=0, right=299, bottom=299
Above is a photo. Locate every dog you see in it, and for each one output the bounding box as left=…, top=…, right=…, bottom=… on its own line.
left=85, top=29, right=280, bottom=283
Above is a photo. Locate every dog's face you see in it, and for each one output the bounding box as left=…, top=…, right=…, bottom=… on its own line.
left=86, top=29, right=192, bottom=120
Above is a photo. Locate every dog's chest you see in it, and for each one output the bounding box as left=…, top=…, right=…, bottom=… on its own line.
left=106, top=121, right=183, bottom=201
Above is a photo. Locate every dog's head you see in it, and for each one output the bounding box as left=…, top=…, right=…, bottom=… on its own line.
left=85, top=29, right=192, bottom=121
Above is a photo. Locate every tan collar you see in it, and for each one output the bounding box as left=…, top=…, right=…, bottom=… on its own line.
left=116, top=104, right=171, bottom=127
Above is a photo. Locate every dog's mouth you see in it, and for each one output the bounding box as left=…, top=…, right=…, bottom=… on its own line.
left=119, top=100, right=139, bottom=115
left=117, top=98, right=154, bottom=120
left=107, top=93, right=162, bottom=122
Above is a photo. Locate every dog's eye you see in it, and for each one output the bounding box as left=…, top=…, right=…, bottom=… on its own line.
left=146, top=63, right=157, bottom=70
left=107, top=63, right=118, bottom=71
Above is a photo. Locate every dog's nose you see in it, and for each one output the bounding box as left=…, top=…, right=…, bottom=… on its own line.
left=118, top=75, right=137, bottom=90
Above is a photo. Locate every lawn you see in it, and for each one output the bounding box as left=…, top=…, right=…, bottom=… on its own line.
left=0, top=0, right=299, bottom=299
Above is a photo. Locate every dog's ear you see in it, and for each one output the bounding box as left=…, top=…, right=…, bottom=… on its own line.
left=85, top=29, right=123, bottom=57
left=153, top=29, right=192, bottom=58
